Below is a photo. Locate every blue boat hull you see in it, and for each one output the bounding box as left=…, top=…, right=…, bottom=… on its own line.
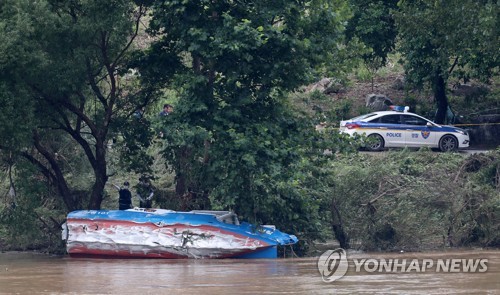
left=62, top=209, right=298, bottom=259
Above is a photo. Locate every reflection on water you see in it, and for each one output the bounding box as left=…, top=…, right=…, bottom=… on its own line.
left=0, top=250, right=498, bottom=294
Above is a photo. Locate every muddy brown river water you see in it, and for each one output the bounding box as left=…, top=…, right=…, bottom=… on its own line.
left=0, top=250, right=498, bottom=294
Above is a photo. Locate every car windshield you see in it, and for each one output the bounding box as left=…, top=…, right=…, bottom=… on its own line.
left=350, top=113, right=378, bottom=121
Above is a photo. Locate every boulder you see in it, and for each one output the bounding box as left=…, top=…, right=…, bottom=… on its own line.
left=365, top=94, right=393, bottom=111
left=307, top=78, right=345, bottom=94
left=392, top=76, right=405, bottom=90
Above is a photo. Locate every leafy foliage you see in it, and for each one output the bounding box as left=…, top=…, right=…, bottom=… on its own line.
left=322, top=149, right=500, bottom=251
left=0, top=0, right=152, bottom=211
left=0, top=0, right=498, bottom=254
left=138, top=0, right=357, bottom=247
left=395, top=0, right=499, bottom=123
left=345, top=0, right=399, bottom=65
left=0, top=161, right=67, bottom=252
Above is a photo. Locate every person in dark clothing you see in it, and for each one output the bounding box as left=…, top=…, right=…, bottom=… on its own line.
left=136, top=177, right=154, bottom=209
left=159, top=104, right=173, bottom=116
left=113, top=181, right=132, bottom=210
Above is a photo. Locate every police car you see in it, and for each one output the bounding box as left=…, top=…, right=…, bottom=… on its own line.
left=339, top=106, right=470, bottom=152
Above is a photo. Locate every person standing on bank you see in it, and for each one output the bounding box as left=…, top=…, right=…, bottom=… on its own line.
left=112, top=181, right=132, bottom=210
left=136, top=176, right=154, bottom=208
left=159, top=104, right=173, bottom=116
left=157, top=104, right=173, bottom=138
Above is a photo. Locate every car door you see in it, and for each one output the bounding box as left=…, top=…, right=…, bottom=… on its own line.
left=369, top=114, right=404, bottom=146
left=401, top=115, right=436, bottom=147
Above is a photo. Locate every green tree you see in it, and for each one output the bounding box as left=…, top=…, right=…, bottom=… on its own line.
left=345, top=0, right=399, bottom=65
left=345, top=0, right=399, bottom=91
left=0, top=0, right=150, bottom=211
left=138, top=0, right=355, bottom=242
left=395, top=0, right=499, bottom=124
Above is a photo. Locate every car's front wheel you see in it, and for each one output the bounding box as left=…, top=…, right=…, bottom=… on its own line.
left=439, top=135, right=458, bottom=152
left=366, top=134, right=385, bottom=151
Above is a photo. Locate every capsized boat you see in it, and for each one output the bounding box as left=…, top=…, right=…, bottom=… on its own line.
left=62, top=208, right=298, bottom=259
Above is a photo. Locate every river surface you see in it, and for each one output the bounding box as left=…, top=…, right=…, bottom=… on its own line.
left=0, top=250, right=498, bottom=294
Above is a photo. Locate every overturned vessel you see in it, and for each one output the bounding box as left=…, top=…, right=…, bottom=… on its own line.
left=62, top=208, right=298, bottom=259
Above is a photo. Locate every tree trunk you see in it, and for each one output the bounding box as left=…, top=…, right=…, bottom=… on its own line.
left=88, top=169, right=107, bottom=210
left=87, top=138, right=108, bottom=210
left=32, top=131, right=78, bottom=211
left=175, top=146, right=190, bottom=209
left=433, top=73, right=448, bottom=124
left=331, top=199, right=349, bottom=249
left=175, top=172, right=186, bottom=198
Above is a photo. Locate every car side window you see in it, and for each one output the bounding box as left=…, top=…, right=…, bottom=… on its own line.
left=402, top=115, right=428, bottom=126
left=377, top=115, right=401, bottom=124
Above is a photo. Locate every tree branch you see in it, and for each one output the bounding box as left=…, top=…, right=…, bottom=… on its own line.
left=31, top=130, right=75, bottom=210
left=448, top=56, right=459, bottom=75
left=19, top=151, right=57, bottom=184
left=85, top=59, right=108, bottom=107
left=53, top=107, right=97, bottom=170
left=28, top=83, right=100, bottom=137
left=99, top=30, right=117, bottom=121
left=112, top=5, right=145, bottom=69
left=57, top=97, right=99, bottom=136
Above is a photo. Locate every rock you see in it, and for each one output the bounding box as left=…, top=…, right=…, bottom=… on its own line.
left=365, top=94, right=393, bottom=111
left=392, top=76, right=405, bottom=90
left=306, top=78, right=345, bottom=94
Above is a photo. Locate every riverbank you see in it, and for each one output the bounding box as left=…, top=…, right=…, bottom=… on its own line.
left=1, top=149, right=498, bottom=255
left=324, top=149, right=499, bottom=251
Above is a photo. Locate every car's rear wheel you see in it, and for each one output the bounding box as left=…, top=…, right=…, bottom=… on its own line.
left=366, top=134, right=385, bottom=151
left=439, top=135, right=458, bottom=152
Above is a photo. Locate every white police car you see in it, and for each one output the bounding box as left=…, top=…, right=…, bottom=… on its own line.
left=339, top=106, right=470, bottom=152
